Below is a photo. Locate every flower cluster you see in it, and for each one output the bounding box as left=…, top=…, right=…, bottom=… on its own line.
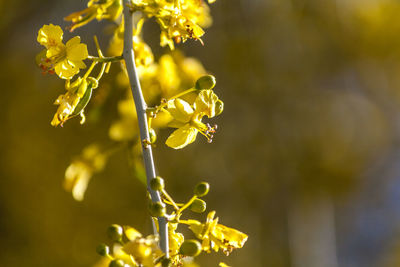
left=128, top=0, right=215, bottom=49
left=95, top=180, right=248, bottom=266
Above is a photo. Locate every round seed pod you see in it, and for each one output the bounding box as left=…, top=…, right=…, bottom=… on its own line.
left=149, top=128, right=157, bottom=143
left=194, top=182, right=210, bottom=197
left=149, top=201, right=166, bottom=217
left=150, top=176, right=165, bottom=191
left=107, top=224, right=123, bottom=242
left=109, top=259, right=125, bottom=267
left=189, top=198, right=207, bottom=213
left=96, top=243, right=110, bottom=256
left=195, top=75, right=216, bottom=90
left=179, top=239, right=202, bottom=257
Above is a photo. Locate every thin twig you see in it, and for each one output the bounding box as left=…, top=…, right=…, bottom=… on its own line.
left=87, top=55, right=123, bottom=62
left=122, top=0, right=169, bottom=256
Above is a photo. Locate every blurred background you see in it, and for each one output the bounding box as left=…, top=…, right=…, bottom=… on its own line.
left=3, top=0, right=400, bottom=266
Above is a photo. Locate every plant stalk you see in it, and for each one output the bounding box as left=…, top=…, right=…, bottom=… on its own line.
left=122, top=0, right=169, bottom=256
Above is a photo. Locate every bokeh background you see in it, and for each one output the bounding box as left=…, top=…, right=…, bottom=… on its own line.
left=3, top=0, right=400, bottom=266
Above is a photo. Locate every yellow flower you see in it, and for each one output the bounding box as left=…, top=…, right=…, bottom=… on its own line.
left=129, top=0, right=212, bottom=50
left=51, top=77, right=97, bottom=126
left=122, top=232, right=162, bottom=266
left=168, top=222, right=184, bottom=265
left=64, top=144, right=106, bottom=201
left=64, top=0, right=122, bottom=32
left=37, top=24, right=88, bottom=79
left=187, top=211, right=248, bottom=255
left=165, top=90, right=223, bottom=149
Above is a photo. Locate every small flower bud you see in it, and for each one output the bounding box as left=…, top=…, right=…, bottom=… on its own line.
left=215, top=99, right=224, bottom=116
left=96, top=243, right=110, bottom=256
left=194, top=182, right=210, bottom=197
left=161, top=258, right=172, bottom=267
left=149, top=201, right=166, bottom=217
left=107, top=224, right=123, bottom=242
left=189, top=199, right=207, bottom=213
left=195, top=75, right=216, bottom=90
left=149, top=128, right=157, bottom=143
left=109, top=259, right=125, bottom=267
left=150, top=176, right=165, bottom=191
left=179, top=239, right=202, bottom=257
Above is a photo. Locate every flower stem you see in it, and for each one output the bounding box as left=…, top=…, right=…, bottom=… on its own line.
left=87, top=55, right=123, bottom=62
left=161, top=189, right=180, bottom=211
left=122, top=0, right=169, bottom=256
left=177, top=196, right=197, bottom=214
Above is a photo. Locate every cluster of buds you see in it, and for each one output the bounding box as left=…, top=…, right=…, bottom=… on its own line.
left=96, top=179, right=247, bottom=266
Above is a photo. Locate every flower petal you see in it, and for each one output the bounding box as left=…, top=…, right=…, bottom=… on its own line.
left=167, top=98, right=194, bottom=123
left=166, top=124, right=198, bottom=149
left=37, top=24, right=63, bottom=48
left=55, top=59, right=79, bottom=79
left=195, top=89, right=220, bottom=118
left=66, top=38, right=88, bottom=61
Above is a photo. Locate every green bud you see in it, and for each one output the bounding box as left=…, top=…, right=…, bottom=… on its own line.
left=194, top=182, right=210, bottom=197
left=161, top=258, right=172, bottom=267
left=107, top=224, right=123, bottom=242
left=149, top=128, right=157, bottom=144
left=215, top=99, right=224, bottom=116
left=179, top=239, right=202, bottom=257
left=96, top=243, right=110, bottom=256
left=189, top=199, right=207, bottom=213
left=109, top=259, right=125, bottom=267
left=195, top=75, right=216, bottom=90
left=149, top=201, right=166, bottom=217
left=150, top=176, right=165, bottom=191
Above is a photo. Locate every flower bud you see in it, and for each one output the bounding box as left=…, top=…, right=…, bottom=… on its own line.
left=215, top=99, right=224, bottom=116
left=149, top=201, right=166, bottom=217
left=189, top=199, right=207, bottom=213
left=149, top=128, right=157, bottom=143
left=96, top=243, right=110, bottom=256
left=107, top=224, right=123, bottom=242
left=109, top=259, right=125, bottom=267
left=161, top=258, right=172, bottom=267
left=194, top=182, right=210, bottom=197
left=150, top=176, right=165, bottom=191
left=195, top=75, right=216, bottom=90
left=179, top=239, right=202, bottom=257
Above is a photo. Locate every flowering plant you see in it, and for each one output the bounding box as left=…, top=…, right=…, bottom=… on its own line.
left=36, top=0, right=247, bottom=266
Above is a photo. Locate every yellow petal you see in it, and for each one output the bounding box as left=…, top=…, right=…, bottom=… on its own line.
left=37, top=24, right=63, bottom=48
left=124, top=226, right=142, bottom=241
left=167, top=119, right=186, bottom=129
left=167, top=98, right=194, bottom=123
left=46, top=44, right=65, bottom=58
left=215, top=224, right=248, bottom=248
left=195, top=89, right=220, bottom=118
left=166, top=124, right=198, bottom=149
left=68, top=59, right=86, bottom=69
left=55, top=60, right=79, bottom=79
left=66, top=38, right=88, bottom=61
